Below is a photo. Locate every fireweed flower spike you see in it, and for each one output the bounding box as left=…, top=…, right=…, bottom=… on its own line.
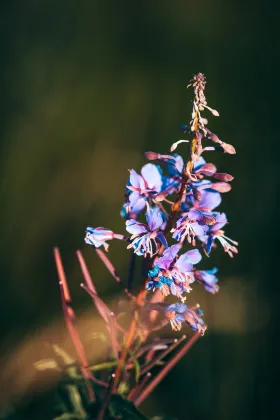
left=54, top=73, right=239, bottom=416
left=126, top=207, right=168, bottom=257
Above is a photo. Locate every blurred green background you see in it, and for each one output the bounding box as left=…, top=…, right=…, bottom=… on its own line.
left=0, top=1, right=278, bottom=419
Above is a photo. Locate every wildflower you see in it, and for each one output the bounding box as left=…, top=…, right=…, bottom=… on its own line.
left=84, top=227, right=115, bottom=251
left=146, top=244, right=202, bottom=300
left=194, top=267, right=219, bottom=294
left=126, top=207, right=167, bottom=257
left=203, top=212, right=238, bottom=257
left=164, top=302, right=207, bottom=333
left=126, top=163, right=163, bottom=214
left=172, top=209, right=208, bottom=245
left=164, top=303, right=187, bottom=331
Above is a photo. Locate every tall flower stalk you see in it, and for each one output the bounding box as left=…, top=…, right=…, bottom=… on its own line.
left=52, top=73, right=237, bottom=420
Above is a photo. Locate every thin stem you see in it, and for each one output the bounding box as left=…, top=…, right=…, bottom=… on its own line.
left=112, top=288, right=147, bottom=392
left=53, top=248, right=95, bottom=402
left=127, top=250, right=136, bottom=291
left=134, top=331, right=201, bottom=407
left=81, top=283, right=120, bottom=359
left=97, top=373, right=116, bottom=420
left=140, top=335, right=186, bottom=376
left=95, top=248, right=121, bottom=283
left=127, top=373, right=151, bottom=401
left=76, top=250, right=98, bottom=292
left=76, top=252, right=120, bottom=358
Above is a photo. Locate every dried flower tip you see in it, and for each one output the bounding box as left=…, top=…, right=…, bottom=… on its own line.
left=170, top=139, right=190, bottom=152
left=188, top=73, right=206, bottom=105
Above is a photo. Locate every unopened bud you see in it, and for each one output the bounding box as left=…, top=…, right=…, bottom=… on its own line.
left=198, top=163, right=217, bottom=176
left=145, top=151, right=160, bottom=160
left=213, top=173, right=234, bottom=182
left=221, top=142, right=236, bottom=154
left=209, top=182, right=232, bottom=193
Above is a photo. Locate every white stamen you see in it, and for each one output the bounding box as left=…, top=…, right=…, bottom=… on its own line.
left=170, top=139, right=190, bottom=152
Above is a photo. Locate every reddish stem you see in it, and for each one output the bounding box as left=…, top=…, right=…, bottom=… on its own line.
left=53, top=248, right=95, bottom=402
left=128, top=373, right=151, bottom=401
left=134, top=331, right=201, bottom=407
left=140, top=335, right=186, bottom=376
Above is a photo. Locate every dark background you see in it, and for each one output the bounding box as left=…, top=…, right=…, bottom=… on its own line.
left=0, top=1, right=279, bottom=419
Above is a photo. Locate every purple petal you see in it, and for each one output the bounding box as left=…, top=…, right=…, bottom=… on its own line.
left=167, top=154, right=184, bottom=176
left=176, top=314, right=186, bottom=322
left=157, top=232, right=168, bottom=249
left=126, top=220, right=148, bottom=235
left=165, top=303, right=187, bottom=313
left=174, top=256, right=193, bottom=273
left=157, top=244, right=180, bottom=270
left=198, top=190, right=221, bottom=210
left=146, top=207, right=163, bottom=231
left=192, top=222, right=208, bottom=237
left=185, top=249, right=202, bottom=264
left=129, top=191, right=141, bottom=205
left=212, top=212, right=227, bottom=230
left=141, top=163, right=162, bottom=192
left=129, top=192, right=146, bottom=213
left=129, top=170, right=141, bottom=188
left=188, top=209, right=203, bottom=221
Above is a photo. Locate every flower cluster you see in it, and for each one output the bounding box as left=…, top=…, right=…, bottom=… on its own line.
left=85, top=73, right=238, bottom=334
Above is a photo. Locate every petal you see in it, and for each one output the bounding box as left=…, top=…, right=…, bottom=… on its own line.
left=206, top=235, right=214, bottom=254
left=146, top=207, right=163, bottom=231
left=126, top=220, right=148, bottom=235
left=157, top=232, right=168, bottom=249
left=188, top=209, right=203, bottom=221
left=174, top=256, right=193, bottom=273
left=185, top=249, right=202, bottom=264
left=129, top=169, right=141, bottom=188
left=175, top=314, right=186, bottom=323
left=129, top=191, right=141, bottom=205
left=165, top=303, right=187, bottom=313
left=212, top=212, right=227, bottom=230
left=157, top=244, right=180, bottom=270
left=167, top=153, right=184, bottom=176
left=129, top=193, right=146, bottom=214
left=198, top=190, right=221, bottom=211
left=141, top=163, right=162, bottom=192
left=131, top=235, right=146, bottom=255
left=192, top=222, right=208, bottom=237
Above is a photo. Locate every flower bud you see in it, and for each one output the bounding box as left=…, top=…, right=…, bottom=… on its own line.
left=221, top=142, right=236, bottom=154
left=209, top=182, right=231, bottom=193
left=213, top=173, right=234, bottom=182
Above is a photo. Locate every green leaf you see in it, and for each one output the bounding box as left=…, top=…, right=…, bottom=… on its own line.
left=34, top=358, right=60, bottom=371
